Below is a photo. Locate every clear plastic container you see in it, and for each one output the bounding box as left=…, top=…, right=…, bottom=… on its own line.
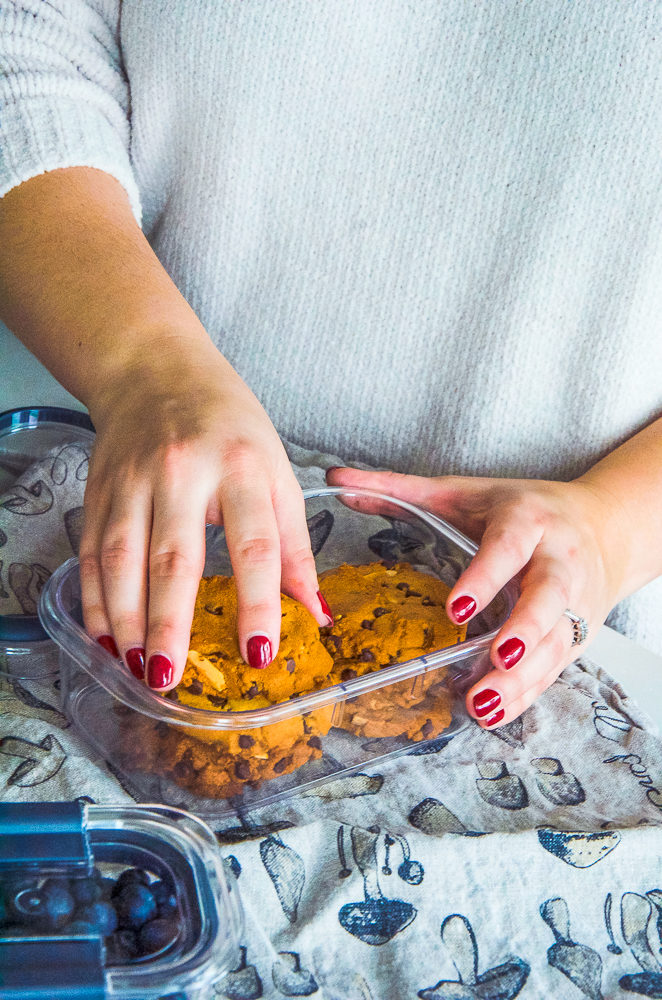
left=0, top=406, right=95, bottom=680
left=0, top=800, right=242, bottom=998
left=39, top=487, right=517, bottom=818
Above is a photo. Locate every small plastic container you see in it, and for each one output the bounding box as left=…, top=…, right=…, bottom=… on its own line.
left=39, top=487, right=517, bottom=818
left=0, top=800, right=242, bottom=998
left=0, top=406, right=95, bottom=680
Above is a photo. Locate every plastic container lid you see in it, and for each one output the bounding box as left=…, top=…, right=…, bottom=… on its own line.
left=0, top=407, right=95, bottom=647
left=0, top=800, right=242, bottom=998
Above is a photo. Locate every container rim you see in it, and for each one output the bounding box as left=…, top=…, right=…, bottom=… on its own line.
left=39, top=486, right=518, bottom=729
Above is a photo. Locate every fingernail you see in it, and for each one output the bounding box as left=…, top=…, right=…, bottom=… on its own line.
left=473, top=688, right=501, bottom=718
left=483, top=708, right=505, bottom=727
left=125, top=647, right=146, bottom=680
left=317, top=590, right=334, bottom=626
left=326, top=466, right=342, bottom=475
left=147, top=653, right=174, bottom=689
left=498, top=636, right=525, bottom=670
left=450, top=595, right=477, bottom=624
left=97, top=634, right=119, bottom=658
left=247, top=634, right=272, bottom=669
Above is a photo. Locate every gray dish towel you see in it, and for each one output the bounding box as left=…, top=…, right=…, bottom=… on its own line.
left=1, top=442, right=662, bottom=999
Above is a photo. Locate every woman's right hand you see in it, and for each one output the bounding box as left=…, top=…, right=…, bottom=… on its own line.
left=80, top=339, right=331, bottom=691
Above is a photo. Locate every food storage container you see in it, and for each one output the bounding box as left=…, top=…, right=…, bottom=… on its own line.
left=0, top=406, right=95, bottom=680
left=0, top=799, right=242, bottom=998
left=39, top=487, right=517, bottom=818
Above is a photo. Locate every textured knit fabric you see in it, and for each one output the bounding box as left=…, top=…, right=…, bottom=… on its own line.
left=1, top=2, right=661, bottom=650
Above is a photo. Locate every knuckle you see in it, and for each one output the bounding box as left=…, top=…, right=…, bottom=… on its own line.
left=78, top=551, right=101, bottom=580
left=220, top=441, right=263, bottom=482
left=234, top=535, right=278, bottom=567
left=149, top=547, right=199, bottom=580
left=100, top=539, right=135, bottom=576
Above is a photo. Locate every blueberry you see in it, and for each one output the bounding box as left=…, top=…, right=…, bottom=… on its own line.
left=138, top=917, right=179, bottom=955
left=105, top=928, right=139, bottom=963
left=42, top=884, right=76, bottom=930
left=71, top=877, right=102, bottom=905
left=76, top=901, right=118, bottom=936
left=111, top=868, right=151, bottom=896
left=114, top=883, right=157, bottom=929
left=151, top=880, right=178, bottom=918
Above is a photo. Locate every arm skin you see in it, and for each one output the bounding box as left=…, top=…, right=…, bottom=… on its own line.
left=328, top=413, right=662, bottom=727
left=0, top=167, right=331, bottom=690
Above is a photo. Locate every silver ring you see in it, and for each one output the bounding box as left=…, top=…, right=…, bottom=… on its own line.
left=563, top=609, right=589, bottom=647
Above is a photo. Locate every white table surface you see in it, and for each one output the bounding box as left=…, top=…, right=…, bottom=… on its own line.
left=3, top=320, right=662, bottom=733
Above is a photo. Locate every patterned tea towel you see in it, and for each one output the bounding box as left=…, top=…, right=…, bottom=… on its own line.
left=1, top=440, right=662, bottom=1000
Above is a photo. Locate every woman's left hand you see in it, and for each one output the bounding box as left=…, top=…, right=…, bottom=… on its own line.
left=326, top=466, right=629, bottom=728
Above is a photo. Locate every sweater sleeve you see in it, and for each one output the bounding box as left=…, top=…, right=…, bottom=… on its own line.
left=0, top=0, right=141, bottom=223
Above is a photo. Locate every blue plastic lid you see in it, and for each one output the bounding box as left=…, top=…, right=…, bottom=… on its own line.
left=0, top=407, right=95, bottom=644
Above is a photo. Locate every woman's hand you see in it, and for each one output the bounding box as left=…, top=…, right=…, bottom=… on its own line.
left=326, top=466, right=630, bottom=727
left=0, top=168, right=330, bottom=693
left=80, top=342, right=331, bottom=691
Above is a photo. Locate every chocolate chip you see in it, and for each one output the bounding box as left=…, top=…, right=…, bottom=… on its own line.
left=302, top=719, right=312, bottom=734
left=273, top=756, right=293, bottom=774
left=373, top=607, right=392, bottom=617
left=423, top=627, right=433, bottom=644
left=422, top=596, right=435, bottom=606
left=326, top=634, right=342, bottom=650
left=308, top=736, right=322, bottom=750
left=286, top=658, right=296, bottom=674
left=421, top=719, right=435, bottom=739
left=387, top=654, right=398, bottom=664
left=407, top=590, right=422, bottom=598
left=246, top=683, right=259, bottom=698
left=204, top=603, right=224, bottom=615
left=341, top=667, right=358, bottom=680
left=207, top=693, right=228, bottom=708
left=234, top=760, right=251, bottom=780
left=359, top=649, right=375, bottom=662
left=186, top=679, right=203, bottom=695
left=396, top=581, right=409, bottom=591
left=173, top=759, right=195, bottom=779
left=360, top=619, right=374, bottom=630
left=238, top=734, right=255, bottom=749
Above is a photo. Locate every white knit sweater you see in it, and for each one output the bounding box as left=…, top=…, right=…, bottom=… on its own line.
left=1, top=1, right=661, bottom=651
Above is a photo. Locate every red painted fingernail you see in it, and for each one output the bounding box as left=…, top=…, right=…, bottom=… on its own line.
left=125, top=647, right=145, bottom=680
left=247, top=634, right=272, bottom=669
left=317, top=590, right=334, bottom=626
left=97, top=634, right=119, bottom=658
left=450, top=595, right=477, bottom=624
left=147, top=653, right=174, bottom=689
left=473, top=688, right=501, bottom=718
left=483, top=709, right=505, bottom=727
left=498, top=636, right=525, bottom=670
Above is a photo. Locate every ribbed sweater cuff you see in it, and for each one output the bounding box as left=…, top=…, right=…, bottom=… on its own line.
left=0, top=94, right=142, bottom=225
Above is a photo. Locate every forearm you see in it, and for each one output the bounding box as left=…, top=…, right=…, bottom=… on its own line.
left=0, top=167, right=220, bottom=413
left=575, top=413, right=662, bottom=600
